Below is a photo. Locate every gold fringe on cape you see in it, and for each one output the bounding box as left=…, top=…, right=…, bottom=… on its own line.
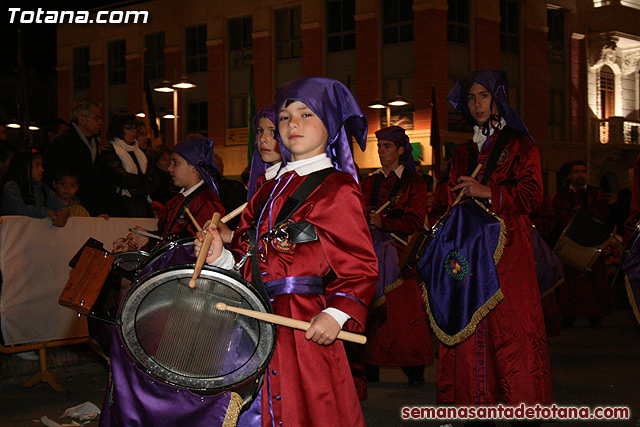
left=421, top=282, right=504, bottom=346
left=369, top=277, right=404, bottom=312
left=419, top=199, right=508, bottom=346
left=222, top=391, right=244, bottom=427
left=540, top=277, right=564, bottom=299
left=624, top=274, right=640, bottom=325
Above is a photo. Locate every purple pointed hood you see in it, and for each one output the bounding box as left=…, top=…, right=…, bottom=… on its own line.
left=275, top=76, right=367, bottom=182
left=172, top=136, right=220, bottom=196
left=375, top=125, right=416, bottom=174
left=247, top=103, right=280, bottom=199
left=447, top=70, right=534, bottom=142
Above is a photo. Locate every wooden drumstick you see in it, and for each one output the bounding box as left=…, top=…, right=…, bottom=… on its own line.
left=215, top=302, right=367, bottom=345
left=374, top=201, right=391, bottom=215
left=221, top=202, right=248, bottom=224
left=452, top=163, right=483, bottom=207
left=183, top=207, right=203, bottom=232
left=189, top=211, right=221, bottom=289
left=129, top=228, right=161, bottom=240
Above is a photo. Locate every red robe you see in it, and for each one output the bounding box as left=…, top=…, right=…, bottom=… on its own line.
left=231, top=170, right=378, bottom=427
left=156, top=187, right=225, bottom=238
left=438, top=129, right=553, bottom=405
left=360, top=169, right=433, bottom=367
left=552, top=185, right=611, bottom=317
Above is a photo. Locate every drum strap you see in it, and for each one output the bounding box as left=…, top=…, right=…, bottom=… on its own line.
left=369, top=170, right=407, bottom=212
left=467, top=126, right=515, bottom=185
left=247, top=168, right=337, bottom=302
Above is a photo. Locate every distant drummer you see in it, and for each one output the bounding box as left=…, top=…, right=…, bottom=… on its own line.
left=552, top=160, right=611, bottom=329
left=130, top=136, right=225, bottom=251
left=359, top=126, right=433, bottom=390
left=440, top=70, right=552, bottom=418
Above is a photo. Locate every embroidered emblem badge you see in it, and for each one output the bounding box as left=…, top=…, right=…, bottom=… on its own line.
left=497, top=148, right=509, bottom=164
left=270, top=222, right=296, bottom=253
left=444, top=250, right=471, bottom=281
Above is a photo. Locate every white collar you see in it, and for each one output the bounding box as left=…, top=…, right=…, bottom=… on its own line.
left=473, top=117, right=506, bottom=150
left=375, top=164, right=404, bottom=179
left=265, top=161, right=282, bottom=180
left=181, top=180, right=205, bottom=197
left=277, top=154, right=333, bottom=177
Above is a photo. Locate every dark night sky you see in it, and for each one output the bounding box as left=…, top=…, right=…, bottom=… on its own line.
left=0, top=1, right=139, bottom=79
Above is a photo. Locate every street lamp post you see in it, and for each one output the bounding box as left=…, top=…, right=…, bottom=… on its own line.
left=367, top=96, right=409, bottom=128
left=154, top=76, right=196, bottom=146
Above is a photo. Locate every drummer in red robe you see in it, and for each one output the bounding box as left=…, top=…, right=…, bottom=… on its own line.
left=441, top=70, right=553, bottom=423
left=552, top=160, right=611, bottom=328
left=360, top=126, right=433, bottom=387
left=196, top=76, right=378, bottom=427
left=131, top=136, right=225, bottom=250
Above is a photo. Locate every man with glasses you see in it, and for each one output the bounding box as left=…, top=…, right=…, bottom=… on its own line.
left=45, top=98, right=106, bottom=215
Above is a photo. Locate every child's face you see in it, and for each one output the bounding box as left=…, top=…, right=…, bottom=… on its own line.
left=168, top=152, right=201, bottom=189
left=31, top=156, right=44, bottom=183
left=278, top=101, right=328, bottom=161
left=54, top=176, right=79, bottom=203
left=256, top=116, right=281, bottom=164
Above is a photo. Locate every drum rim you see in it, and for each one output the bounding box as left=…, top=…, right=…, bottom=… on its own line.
left=119, top=264, right=276, bottom=395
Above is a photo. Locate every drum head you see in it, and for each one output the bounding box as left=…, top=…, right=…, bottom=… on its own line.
left=119, top=265, right=275, bottom=395
left=113, top=250, right=150, bottom=274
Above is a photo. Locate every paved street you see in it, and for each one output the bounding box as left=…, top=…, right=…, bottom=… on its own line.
left=1, top=308, right=639, bottom=426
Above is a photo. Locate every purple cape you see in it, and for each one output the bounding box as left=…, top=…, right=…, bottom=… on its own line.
left=275, top=76, right=367, bottom=183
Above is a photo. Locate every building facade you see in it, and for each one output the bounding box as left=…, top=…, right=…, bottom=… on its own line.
left=56, top=0, right=640, bottom=197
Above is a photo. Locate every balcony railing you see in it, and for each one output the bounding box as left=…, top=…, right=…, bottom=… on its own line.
left=598, top=117, right=640, bottom=144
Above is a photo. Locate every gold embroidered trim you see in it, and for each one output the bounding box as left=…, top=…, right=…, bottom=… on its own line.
left=421, top=281, right=504, bottom=346
left=222, top=391, right=244, bottom=427
left=369, top=278, right=404, bottom=311
left=625, top=274, right=640, bottom=326
left=471, top=198, right=507, bottom=265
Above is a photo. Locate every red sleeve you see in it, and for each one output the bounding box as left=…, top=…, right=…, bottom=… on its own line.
left=380, top=173, right=428, bottom=234
left=305, top=174, right=378, bottom=330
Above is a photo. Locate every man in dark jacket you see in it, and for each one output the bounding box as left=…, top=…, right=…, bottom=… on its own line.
left=44, top=98, right=105, bottom=216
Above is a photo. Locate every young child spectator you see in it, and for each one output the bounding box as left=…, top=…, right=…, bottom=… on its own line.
left=53, top=169, right=90, bottom=217
left=195, top=76, right=378, bottom=427
left=1, top=149, right=69, bottom=227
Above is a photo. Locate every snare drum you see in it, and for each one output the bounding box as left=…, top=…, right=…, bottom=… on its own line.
left=100, top=265, right=276, bottom=427
left=553, top=209, right=615, bottom=275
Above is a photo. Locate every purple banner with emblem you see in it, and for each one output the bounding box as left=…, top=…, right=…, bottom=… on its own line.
left=417, top=199, right=505, bottom=346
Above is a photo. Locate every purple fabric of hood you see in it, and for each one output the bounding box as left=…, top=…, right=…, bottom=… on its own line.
left=447, top=70, right=534, bottom=143
left=172, top=136, right=220, bottom=196
left=247, top=103, right=280, bottom=199
left=275, top=76, right=367, bottom=183
left=375, top=125, right=416, bottom=174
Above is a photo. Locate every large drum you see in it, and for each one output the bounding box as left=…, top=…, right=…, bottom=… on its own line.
left=119, top=265, right=275, bottom=399
left=553, top=209, right=615, bottom=275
